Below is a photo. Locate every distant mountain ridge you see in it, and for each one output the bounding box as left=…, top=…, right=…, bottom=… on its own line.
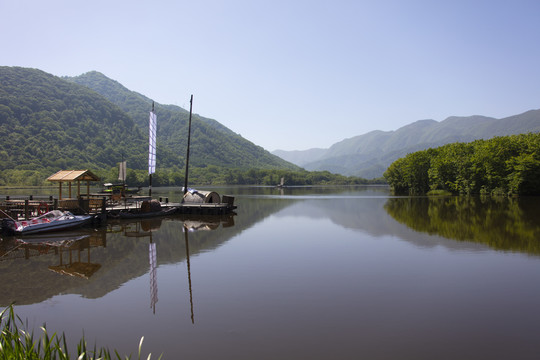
left=273, top=110, right=540, bottom=178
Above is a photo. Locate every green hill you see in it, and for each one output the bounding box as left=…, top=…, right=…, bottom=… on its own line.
left=65, top=71, right=297, bottom=170
left=0, top=67, right=300, bottom=186
left=0, top=67, right=155, bottom=184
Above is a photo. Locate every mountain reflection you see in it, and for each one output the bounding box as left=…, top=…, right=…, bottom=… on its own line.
left=384, top=196, right=540, bottom=255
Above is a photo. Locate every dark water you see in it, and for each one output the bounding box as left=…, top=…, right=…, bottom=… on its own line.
left=2, top=186, right=540, bottom=359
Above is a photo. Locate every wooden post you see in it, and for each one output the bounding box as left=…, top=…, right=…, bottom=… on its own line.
left=101, top=197, right=107, bottom=222
left=24, top=199, right=29, bottom=220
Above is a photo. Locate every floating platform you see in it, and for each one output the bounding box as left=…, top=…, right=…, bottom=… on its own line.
left=106, top=201, right=237, bottom=218
left=1, top=194, right=237, bottom=224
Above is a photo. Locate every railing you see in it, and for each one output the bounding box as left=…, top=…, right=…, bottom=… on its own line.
left=0, top=195, right=55, bottom=220
left=0, top=195, right=108, bottom=220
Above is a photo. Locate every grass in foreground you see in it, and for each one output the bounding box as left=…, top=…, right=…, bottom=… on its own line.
left=0, top=305, right=161, bottom=360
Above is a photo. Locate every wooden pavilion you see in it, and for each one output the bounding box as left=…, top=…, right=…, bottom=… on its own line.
left=47, top=170, right=100, bottom=200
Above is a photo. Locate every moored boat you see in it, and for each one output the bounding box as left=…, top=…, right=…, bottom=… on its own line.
left=98, top=183, right=141, bottom=195
left=1, top=210, right=94, bottom=235
left=109, top=205, right=178, bottom=219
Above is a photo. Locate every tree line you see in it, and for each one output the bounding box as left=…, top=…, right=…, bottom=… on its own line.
left=383, top=133, right=540, bottom=196
left=0, top=166, right=381, bottom=188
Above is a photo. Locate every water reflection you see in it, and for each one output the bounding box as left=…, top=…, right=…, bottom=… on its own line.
left=0, top=213, right=237, bottom=307
left=384, top=196, right=540, bottom=255
left=184, top=226, right=194, bottom=323
left=3, top=187, right=540, bottom=359
left=2, top=229, right=106, bottom=278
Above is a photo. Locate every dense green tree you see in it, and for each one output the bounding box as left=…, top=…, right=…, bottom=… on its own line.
left=384, top=133, right=540, bottom=196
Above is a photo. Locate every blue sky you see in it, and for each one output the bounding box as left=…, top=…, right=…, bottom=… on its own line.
left=2, top=0, right=540, bottom=151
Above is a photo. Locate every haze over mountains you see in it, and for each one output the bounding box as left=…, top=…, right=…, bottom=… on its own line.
left=273, top=110, right=540, bottom=179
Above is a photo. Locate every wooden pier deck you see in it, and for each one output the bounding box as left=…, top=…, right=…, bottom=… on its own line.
left=1, top=195, right=236, bottom=222
left=106, top=201, right=237, bottom=216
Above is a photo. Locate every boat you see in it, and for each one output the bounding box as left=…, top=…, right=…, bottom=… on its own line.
left=1, top=210, right=94, bottom=235
left=108, top=198, right=178, bottom=219
left=99, top=182, right=141, bottom=195
left=110, top=205, right=178, bottom=219
left=180, top=95, right=236, bottom=214
left=98, top=159, right=141, bottom=196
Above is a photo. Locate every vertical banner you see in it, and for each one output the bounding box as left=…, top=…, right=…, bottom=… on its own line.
left=118, top=160, right=127, bottom=182
left=148, top=111, right=157, bottom=174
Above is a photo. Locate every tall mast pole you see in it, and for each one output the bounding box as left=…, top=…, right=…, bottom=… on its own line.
left=149, top=101, right=154, bottom=197
left=183, top=95, right=193, bottom=196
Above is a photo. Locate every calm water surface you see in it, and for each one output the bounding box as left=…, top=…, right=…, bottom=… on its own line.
left=2, top=186, right=540, bottom=359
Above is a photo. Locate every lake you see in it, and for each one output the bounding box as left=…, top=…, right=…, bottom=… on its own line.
left=2, top=185, right=540, bottom=359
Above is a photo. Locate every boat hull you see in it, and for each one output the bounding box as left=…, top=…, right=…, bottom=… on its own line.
left=2, top=211, right=94, bottom=235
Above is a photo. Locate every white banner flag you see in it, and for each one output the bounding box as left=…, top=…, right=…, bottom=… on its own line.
left=118, top=160, right=127, bottom=182
left=148, top=111, right=157, bottom=174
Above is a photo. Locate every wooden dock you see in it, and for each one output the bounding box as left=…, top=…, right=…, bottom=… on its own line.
left=107, top=201, right=237, bottom=216
left=1, top=194, right=236, bottom=222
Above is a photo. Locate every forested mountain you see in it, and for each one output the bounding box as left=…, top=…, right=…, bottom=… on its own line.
left=65, top=71, right=295, bottom=170
left=0, top=67, right=299, bottom=186
left=0, top=67, right=156, bottom=184
left=273, top=110, right=540, bottom=179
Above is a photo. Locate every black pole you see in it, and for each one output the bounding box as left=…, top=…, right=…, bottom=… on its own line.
left=149, top=101, right=154, bottom=197
left=183, top=95, right=193, bottom=196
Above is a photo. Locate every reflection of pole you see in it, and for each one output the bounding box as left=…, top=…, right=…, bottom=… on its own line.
left=149, top=235, right=158, bottom=314
left=184, top=226, right=194, bottom=324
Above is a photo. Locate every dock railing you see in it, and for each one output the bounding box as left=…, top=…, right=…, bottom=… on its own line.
left=1, top=195, right=55, bottom=220
left=1, top=195, right=108, bottom=219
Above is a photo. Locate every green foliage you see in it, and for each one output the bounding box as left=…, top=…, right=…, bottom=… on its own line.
left=0, top=304, right=161, bottom=359
left=384, top=133, right=540, bottom=196
left=92, top=167, right=375, bottom=187
left=0, top=67, right=152, bottom=174
left=0, top=67, right=373, bottom=186
left=0, top=67, right=374, bottom=186
left=65, top=71, right=299, bottom=171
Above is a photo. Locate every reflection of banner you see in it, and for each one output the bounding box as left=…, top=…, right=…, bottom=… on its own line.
left=118, top=161, right=127, bottom=182
left=149, top=242, right=158, bottom=311
left=148, top=111, right=157, bottom=174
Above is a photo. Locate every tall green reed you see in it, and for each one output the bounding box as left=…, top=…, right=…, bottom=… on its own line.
left=0, top=305, right=161, bottom=360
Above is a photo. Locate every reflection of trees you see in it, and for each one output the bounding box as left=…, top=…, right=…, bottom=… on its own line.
left=384, top=196, right=540, bottom=254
